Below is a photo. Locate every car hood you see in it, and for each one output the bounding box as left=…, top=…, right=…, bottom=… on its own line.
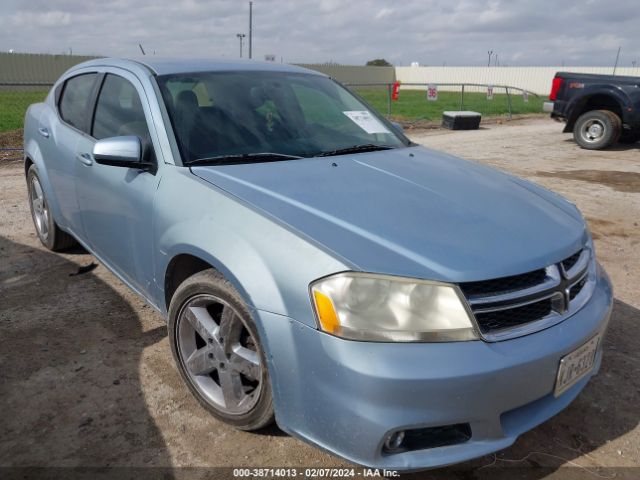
left=191, top=146, right=588, bottom=282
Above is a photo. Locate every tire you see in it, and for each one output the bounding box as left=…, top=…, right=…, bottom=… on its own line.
left=618, top=129, right=640, bottom=144
left=27, top=165, right=77, bottom=251
left=168, top=269, right=275, bottom=431
left=573, top=110, right=621, bottom=150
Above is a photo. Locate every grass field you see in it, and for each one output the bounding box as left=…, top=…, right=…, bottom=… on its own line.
left=355, top=88, right=545, bottom=122
left=0, top=90, right=48, bottom=132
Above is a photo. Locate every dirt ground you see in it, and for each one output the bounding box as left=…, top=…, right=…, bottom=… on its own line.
left=0, top=118, right=638, bottom=479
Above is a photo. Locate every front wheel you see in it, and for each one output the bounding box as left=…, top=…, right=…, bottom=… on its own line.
left=27, top=165, right=77, bottom=251
left=168, top=269, right=274, bottom=430
left=573, top=110, right=621, bottom=150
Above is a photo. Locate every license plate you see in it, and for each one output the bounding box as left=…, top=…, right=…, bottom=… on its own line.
left=554, top=335, right=599, bottom=397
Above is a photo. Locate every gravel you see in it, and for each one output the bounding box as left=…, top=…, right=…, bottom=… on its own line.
left=0, top=118, right=638, bottom=476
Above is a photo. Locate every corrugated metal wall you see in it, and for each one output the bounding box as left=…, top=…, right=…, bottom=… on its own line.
left=0, top=54, right=396, bottom=85
left=0, top=52, right=99, bottom=83
left=396, top=66, right=640, bottom=95
left=296, top=64, right=396, bottom=84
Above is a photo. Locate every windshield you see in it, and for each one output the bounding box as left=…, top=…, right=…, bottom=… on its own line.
left=156, top=71, right=408, bottom=164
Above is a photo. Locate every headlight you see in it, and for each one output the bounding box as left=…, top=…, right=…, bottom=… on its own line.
left=310, top=272, right=478, bottom=342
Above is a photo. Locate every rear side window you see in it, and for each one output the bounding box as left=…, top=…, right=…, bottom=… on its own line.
left=58, top=73, right=98, bottom=132
left=92, top=74, right=150, bottom=144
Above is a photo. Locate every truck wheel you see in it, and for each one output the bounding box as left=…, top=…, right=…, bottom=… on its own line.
left=27, top=165, right=77, bottom=251
left=573, top=110, right=621, bottom=150
left=168, top=269, right=275, bottom=431
left=618, top=130, right=640, bottom=144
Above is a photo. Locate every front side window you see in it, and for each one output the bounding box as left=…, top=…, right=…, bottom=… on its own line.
left=92, top=74, right=150, bottom=147
left=156, top=71, right=408, bottom=164
left=58, top=73, right=98, bottom=132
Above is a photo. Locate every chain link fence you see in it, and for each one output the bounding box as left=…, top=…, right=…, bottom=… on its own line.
left=345, top=82, right=543, bottom=125
left=0, top=83, right=52, bottom=161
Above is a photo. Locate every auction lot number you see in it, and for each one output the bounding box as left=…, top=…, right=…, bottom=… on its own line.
left=233, top=467, right=400, bottom=477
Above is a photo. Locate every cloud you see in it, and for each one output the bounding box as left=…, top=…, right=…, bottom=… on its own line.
left=375, top=8, right=393, bottom=20
left=11, top=10, right=72, bottom=28
left=0, top=0, right=637, bottom=66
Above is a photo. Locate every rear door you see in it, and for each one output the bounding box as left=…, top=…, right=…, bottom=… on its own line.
left=74, top=70, right=161, bottom=299
left=42, top=72, right=99, bottom=234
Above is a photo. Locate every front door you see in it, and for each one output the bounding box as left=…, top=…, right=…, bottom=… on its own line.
left=74, top=71, right=161, bottom=300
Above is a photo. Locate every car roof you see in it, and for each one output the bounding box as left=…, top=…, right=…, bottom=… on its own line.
left=72, top=57, right=326, bottom=77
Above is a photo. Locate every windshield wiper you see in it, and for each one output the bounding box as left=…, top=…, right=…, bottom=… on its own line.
left=186, top=152, right=303, bottom=166
left=313, top=144, right=394, bottom=158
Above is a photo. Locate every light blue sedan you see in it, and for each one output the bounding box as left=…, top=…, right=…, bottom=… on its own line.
left=23, top=58, right=613, bottom=470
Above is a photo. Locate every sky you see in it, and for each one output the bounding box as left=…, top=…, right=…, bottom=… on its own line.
left=0, top=0, right=638, bottom=67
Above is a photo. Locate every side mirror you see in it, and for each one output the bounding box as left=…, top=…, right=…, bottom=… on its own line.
left=391, top=121, right=404, bottom=133
left=93, top=136, right=152, bottom=169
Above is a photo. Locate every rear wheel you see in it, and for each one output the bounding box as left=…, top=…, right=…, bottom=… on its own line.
left=573, top=110, right=621, bottom=150
left=168, top=269, right=274, bottom=430
left=27, top=165, right=77, bottom=251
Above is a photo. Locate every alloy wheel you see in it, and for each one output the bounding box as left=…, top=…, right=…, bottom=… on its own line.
left=30, top=176, right=49, bottom=240
left=176, top=294, right=262, bottom=415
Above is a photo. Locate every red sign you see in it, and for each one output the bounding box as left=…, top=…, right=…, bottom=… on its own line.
left=427, top=85, right=438, bottom=101
left=391, top=81, right=401, bottom=101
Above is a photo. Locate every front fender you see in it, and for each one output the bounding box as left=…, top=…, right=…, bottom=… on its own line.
left=153, top=167, right=349, bottom=324
left=158, top=232, right=287, bottom=317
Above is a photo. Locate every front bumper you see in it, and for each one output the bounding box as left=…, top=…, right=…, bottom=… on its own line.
left=257, top=264, right=613, bottom=470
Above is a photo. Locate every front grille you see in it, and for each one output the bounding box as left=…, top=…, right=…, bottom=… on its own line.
left=569, top=276, right=587, bottom=300
left=460, top=269, right=547, bottom=297
left=462, top=248, right=592, bottom=340
left=562, top=249, right=583, bottom=272
left=475, top=299, right=553, bottom=333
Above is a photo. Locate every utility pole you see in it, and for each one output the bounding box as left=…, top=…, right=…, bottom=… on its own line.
left=248, top=1, right=253, bottom=59
left=236, top=33, right=246, bottom=58
left=487, top=50, right=493, bottom=67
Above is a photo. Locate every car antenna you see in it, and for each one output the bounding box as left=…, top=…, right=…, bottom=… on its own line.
left=613, top=46, right=621, bottom=75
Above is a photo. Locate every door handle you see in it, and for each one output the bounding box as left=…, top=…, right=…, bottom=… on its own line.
left=38, top=127, right=50, bottom=138
left=76, top=152, right=93, bottom=166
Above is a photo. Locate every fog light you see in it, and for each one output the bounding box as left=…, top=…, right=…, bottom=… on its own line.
left=383, top=431, right=405, bottom=452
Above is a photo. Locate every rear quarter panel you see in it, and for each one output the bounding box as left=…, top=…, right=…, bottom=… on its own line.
left=23, top=101, right=67, bottom=224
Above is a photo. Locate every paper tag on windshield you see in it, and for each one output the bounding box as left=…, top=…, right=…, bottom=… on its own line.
left=343, top=111, right=390, bottom=134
